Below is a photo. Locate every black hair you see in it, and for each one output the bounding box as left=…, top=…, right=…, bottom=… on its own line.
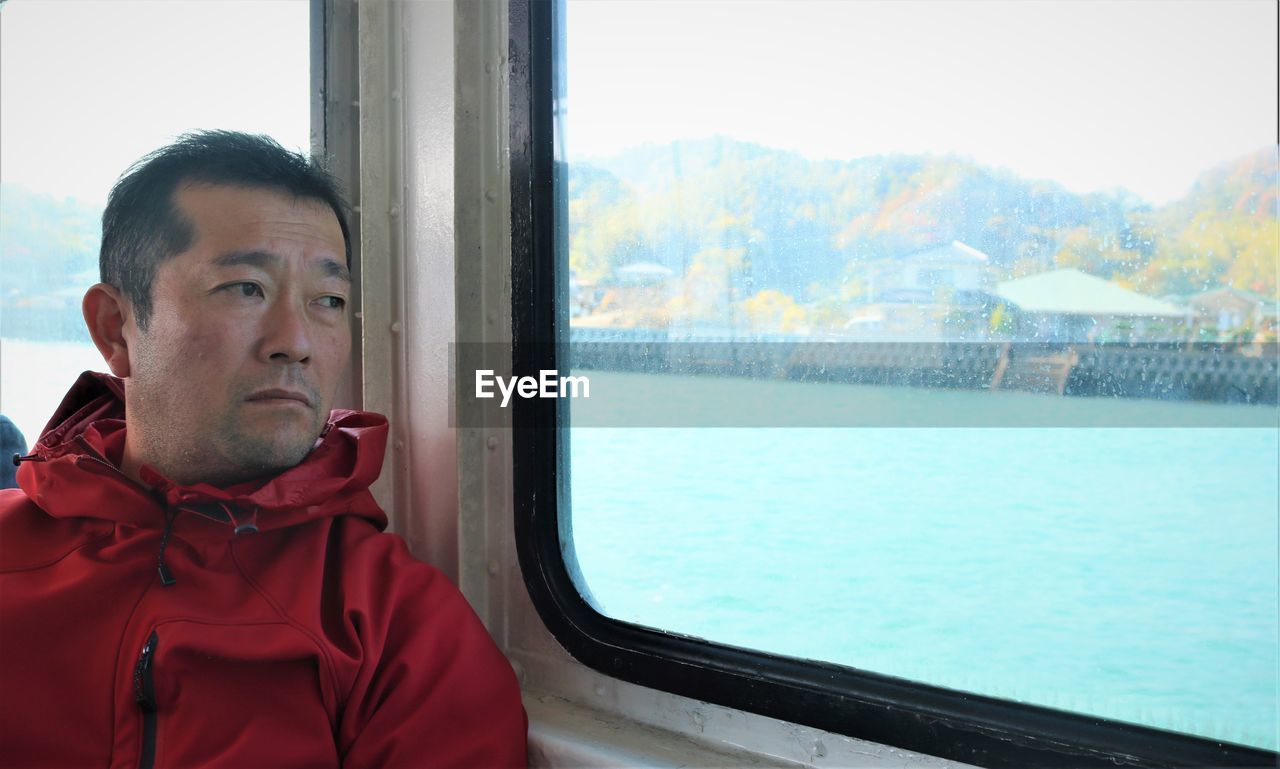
left=99, top=130, right=352, bottom=327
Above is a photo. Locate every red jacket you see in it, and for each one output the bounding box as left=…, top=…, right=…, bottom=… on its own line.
left=0, top=373, right=527, bottom=768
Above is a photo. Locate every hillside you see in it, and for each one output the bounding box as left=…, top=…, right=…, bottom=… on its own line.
left=569, top=139, right=1277, bottom=302
left=0, top=184, right=101, bottom=305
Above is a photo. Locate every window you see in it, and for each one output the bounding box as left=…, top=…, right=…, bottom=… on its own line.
left=0, top=0, right=312, bottom=447
left=512, top=0, right=1279, bottom=765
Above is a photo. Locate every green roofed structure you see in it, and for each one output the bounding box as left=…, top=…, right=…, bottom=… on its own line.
left=996, top=269, right=1186, bottom=317
left=994, top=269, right=1191, bottom=342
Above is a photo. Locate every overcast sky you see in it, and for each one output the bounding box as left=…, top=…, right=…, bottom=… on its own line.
left=565, top=0, right=1278, bottom=204
left=0, top=1, right=312, bottom=206
left=1, top=0, right=1276, bottom=206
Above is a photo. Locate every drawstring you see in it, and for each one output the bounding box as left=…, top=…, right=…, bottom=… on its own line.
left=156, top=509, right=178, bottom=587
left=225, top=502, right=260, bottom=535
left=14, top=446, right=259, bottom=588
left=152, top=502, right=258, bottom=587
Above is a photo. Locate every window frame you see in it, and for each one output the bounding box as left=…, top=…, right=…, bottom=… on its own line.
left=506, top=1, right=1279, bottom=766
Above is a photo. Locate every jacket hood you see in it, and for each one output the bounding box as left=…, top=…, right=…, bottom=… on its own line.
left=17, top=371, right=388, bottom=533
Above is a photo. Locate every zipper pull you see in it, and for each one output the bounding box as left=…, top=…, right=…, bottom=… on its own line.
left=134, top=631, right=159, bottom=711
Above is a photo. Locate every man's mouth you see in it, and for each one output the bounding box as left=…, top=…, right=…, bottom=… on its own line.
left=246, top=389, right=314, bottom=408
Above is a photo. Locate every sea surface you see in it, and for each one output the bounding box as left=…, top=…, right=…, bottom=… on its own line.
left=568, top=373, right=1279, bottom=752
left=4, top=339, right=1277, bottom=751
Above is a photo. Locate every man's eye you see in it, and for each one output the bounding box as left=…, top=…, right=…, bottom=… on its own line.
left=226, top=282, right=264, bottom=298
left=317, top=295, right=347, bottom=310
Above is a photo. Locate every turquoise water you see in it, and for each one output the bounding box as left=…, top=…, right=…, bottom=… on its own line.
left=568, top=384, right=1280, bottom=750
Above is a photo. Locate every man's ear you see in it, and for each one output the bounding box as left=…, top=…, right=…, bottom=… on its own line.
left=82, top=283, right=134, bottom=378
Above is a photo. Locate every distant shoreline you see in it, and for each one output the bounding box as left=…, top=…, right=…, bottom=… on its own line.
left=567, top=328, right=1279, bottom=407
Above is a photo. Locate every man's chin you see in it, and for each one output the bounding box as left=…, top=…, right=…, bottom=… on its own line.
left=244, top=441, right=316, bottom=474
left=222, top=428, right=323, bottom=484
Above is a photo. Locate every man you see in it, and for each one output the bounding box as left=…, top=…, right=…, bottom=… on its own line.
left=0, top=131, right=527, bottom=767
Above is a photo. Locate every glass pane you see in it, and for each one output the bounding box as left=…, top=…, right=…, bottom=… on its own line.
left=561, top=0, right=1278, bottom=751
left=0, top=0, right=311, bottom=447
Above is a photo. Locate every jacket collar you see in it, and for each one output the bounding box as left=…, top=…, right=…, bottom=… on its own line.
left=17, top=372, right=389, bottom=532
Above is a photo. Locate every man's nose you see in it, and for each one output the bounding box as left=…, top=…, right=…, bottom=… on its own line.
left=259, top=297, right=312, bottom=364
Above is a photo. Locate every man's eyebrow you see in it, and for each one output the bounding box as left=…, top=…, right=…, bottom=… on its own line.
left=215, top=250, right=280, bottom=270
left=214, top=250, right=350, bottom=283
left=318, top=258, right=351, bottom=283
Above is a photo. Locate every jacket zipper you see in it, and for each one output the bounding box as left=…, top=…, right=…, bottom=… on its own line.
left=134, top=631, right=159, bottom=769
left=72, top=435, right=182, bottom=586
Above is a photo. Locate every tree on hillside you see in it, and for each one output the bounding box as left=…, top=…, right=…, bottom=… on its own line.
left=664, top=246, right=748, bottom=327
left=567, top=165, right=652, bottom=283
left=0, top=185, right=100, bottom=300
left=1125, top=148, right=1280, bottom=299
left=739, top=289, right=807, bottom=334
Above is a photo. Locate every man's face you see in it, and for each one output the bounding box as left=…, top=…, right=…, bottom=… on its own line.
left=123, top=183, right=351, bottom=486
